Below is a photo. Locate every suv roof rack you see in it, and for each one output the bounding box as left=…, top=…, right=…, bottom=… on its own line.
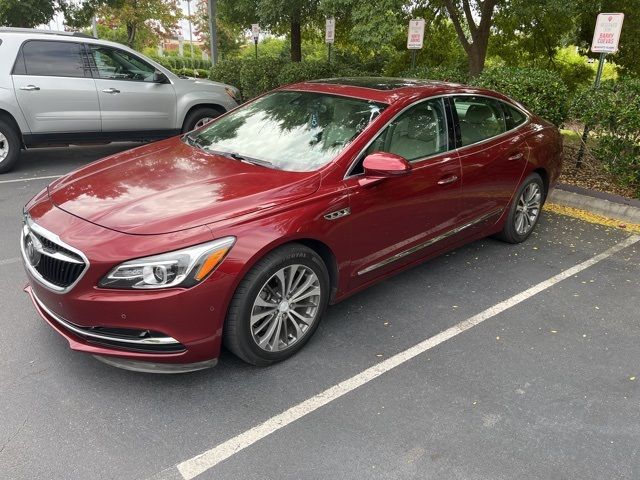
left=0, top=27, right=95, bottom=39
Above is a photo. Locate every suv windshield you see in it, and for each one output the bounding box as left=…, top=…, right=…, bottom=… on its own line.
left=187, top=91, right=387, bottom=172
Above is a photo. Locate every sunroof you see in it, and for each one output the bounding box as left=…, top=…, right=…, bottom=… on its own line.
left=309, top=77, right=432, bottom=91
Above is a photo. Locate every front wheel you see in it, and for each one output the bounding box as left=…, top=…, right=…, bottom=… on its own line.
left=496, top=173, right=545, bottom=243
left=223, top=244, right=330, bottom=366
left=181, top=107, right=222, bottom=133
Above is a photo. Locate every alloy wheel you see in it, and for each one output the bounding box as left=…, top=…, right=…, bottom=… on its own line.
left=250, top=264, right=322, bottom=352
left=194, top=117, right=214, bottom=129
left=515, top=182, right=542, bottom=235
left=0, top=132, right=8, bottom=162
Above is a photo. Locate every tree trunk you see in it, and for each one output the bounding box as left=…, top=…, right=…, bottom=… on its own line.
left=126, top=23, right=136, bottom=48
left=468, top=45, right=486, bottom=77
left=290, top=10, right=302, bottom=62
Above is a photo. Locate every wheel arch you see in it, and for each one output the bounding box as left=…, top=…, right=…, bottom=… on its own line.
left=532, top=167, right=549, bottom=199
left=180, top=103, right=226, bottom=130
left=0, top=108, right=24, bottom=147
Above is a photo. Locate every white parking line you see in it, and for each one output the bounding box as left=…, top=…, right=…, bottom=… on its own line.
left=161, top=234, right=640, bottom=480
left=0, top=174, right=62, bottom=185
left=0, top=257, right=21, bottom=266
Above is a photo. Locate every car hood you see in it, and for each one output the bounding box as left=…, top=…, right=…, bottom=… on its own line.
left=48, top=138, right=321, bottom=235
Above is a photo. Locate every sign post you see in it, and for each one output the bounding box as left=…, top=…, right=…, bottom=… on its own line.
left=251, top=23, right=260, bottom=59
left=325, top=17, right=335, bottom=63
left=407, top=19, right=425, bottom=70
left=577, top=13, right=624, bottom=167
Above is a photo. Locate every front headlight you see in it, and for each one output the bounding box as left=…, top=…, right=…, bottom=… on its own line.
left=99, top=237, right=235, bottom=290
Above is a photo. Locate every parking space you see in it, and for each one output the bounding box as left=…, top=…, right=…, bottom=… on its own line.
left=1, top=147, right=638, bottom=480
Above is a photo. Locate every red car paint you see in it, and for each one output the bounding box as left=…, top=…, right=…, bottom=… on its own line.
left=22, top=79, right=562, bottom=369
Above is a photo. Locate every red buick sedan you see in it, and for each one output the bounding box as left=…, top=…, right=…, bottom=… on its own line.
left=21, top=77, right=562, bottom=373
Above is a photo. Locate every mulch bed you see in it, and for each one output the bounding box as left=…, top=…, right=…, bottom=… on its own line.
left=559, top=128, right=637, bottom=200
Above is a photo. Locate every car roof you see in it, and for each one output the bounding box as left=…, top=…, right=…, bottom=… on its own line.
left=285, top=76, right=503, bottom=105
left=0, top=27, right=139, bottom=51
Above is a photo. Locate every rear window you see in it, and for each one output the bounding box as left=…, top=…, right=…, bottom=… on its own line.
left=19, top=41, right=87, bottom=78
left=503, top=104, right=527, bottom=130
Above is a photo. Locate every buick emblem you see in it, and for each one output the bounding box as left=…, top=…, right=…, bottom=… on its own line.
left=25, top=232, right=42, bottom=267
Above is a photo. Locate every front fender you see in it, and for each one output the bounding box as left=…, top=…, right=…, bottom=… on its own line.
left=176, top=91, right=238, bottom=127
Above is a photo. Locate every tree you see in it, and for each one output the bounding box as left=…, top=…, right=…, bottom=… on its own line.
left=65, top=0, right=181, bottom=49
left=192, top=0, right=243, bottom=59
left=218, top=0, right=321, bottom=62
left=491, top=0, right=578, bottom=66
left=440, top=0, right=500, bottom=76
left=0, top=0, right=62, bottom=28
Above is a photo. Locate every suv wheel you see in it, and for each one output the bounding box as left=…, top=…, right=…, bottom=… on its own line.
left=0, top=119, right=20, bottom=174
left=181, top=107, right=223, bottom=133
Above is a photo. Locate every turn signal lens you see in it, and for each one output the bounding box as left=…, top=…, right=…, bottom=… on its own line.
left=194, top=247, right=231, bottom=281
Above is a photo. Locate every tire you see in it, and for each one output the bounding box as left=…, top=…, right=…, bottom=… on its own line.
left=496, top=172, right=545, bottom=244
left=223, top=244, right=330, bottom=366
left=181, top=107, right=222, bottom=133
left=0, top=118, right=21, bottom=174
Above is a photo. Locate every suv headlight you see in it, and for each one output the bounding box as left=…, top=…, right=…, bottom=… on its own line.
left=99, top=237, right=235, bottom=290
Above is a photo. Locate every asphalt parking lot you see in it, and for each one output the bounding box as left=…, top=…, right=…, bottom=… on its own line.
left=1, top=145, right=639, bottom=480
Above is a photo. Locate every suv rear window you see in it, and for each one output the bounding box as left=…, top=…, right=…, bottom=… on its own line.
left=19, top=41, right=87, bottom=78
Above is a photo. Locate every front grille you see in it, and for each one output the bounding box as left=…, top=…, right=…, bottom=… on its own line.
left=22, top=221, right=88, bottom=291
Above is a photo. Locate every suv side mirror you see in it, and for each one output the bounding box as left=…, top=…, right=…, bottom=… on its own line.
left=153, top=70, right=169, bottom=83
left=362, top=152, right=411, bottom=178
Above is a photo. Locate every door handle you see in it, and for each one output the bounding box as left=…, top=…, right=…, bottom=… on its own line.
left=19, top=85, right=40, bottom=91
left=508, top=152, right=524, bottom=161
left=437, top=175, right=459, bottom=185
left=102, top=88, right=120, bottom=94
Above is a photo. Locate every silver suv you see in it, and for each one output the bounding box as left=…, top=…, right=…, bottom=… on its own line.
left=0, top=28, right=239, bottom=173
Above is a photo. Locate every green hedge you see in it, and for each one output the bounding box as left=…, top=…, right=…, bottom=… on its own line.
left=209, top=58, right=366, bottom=101
left=470, top=67, right=569, bottom=126
left=572, top=78, right=640, bottom=196
left=151, top=56, right=212, bottom=72
left=400, top=65, right=469, bottom=84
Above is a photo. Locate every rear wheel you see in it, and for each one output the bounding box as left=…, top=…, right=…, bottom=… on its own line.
left=496, top=173, right=545, bottom=243
left=0, top=119, right=21, bottom=174
left=223, top=244, right=330, bottom=366
left=181, top=107, right=223, bottom=133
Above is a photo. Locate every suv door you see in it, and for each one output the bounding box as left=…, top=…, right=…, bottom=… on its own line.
left=343, top=98, right=463, bottom=288
left=12, top=40, right=100, bottom=133
left=87, top=44, right=177, bottom=132
left=452, top=95, right=529, bottom=225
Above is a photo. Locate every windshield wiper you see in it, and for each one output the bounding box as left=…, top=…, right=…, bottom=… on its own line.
left=227, top=152, right=274, bottom=168
left=184, top=134, right=208, bottom=150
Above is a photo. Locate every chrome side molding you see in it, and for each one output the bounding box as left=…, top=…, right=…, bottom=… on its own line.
left=358, top=208, right=503, bottom=276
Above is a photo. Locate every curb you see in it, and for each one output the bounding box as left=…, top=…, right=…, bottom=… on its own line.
left=549, top=184, right=640, bottom=224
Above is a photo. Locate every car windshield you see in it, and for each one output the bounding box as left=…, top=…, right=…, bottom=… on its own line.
left=187, top=91, right=387, bottom=172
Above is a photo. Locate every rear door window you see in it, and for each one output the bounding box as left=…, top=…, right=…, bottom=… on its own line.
left=20, top=40, right=87, bottom=77
left=503, top=103, right=528, bottom=130
left=453, top=96, right=507, bottom=147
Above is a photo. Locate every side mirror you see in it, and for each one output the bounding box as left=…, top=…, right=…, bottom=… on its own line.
left=362, top=152, right=411, bottom=178
left=153, top=70, right=168, bottom=83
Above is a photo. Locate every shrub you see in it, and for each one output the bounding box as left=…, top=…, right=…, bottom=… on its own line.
left=471, top=67, right=569, bottom=126
left=400, top=65, right=469, bottom=84
left=276, top=60, right=363, bottom=85
left=239, top=57, right=286, bottom=99
left=572, top=79, right=640, bottom=196
left=210, top=58, right=244, bottom=96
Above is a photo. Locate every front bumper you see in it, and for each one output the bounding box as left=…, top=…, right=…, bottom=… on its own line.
left=21, top=201, right=238, bottom=370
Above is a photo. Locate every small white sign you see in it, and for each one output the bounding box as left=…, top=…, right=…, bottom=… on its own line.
left=407, top=19, right=425, bottom=50
left=251, top=23, right=260, bottom=42
left=591, top=13, right=624, bottom=53
left=325, top=17, right=335, bottom=44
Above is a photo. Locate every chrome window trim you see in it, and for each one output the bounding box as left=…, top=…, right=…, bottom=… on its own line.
left=31, top=290, right=181, bottom=346
left=20, top=216, right=90, bottom=294
left=344, top=92, right=531, bottom=179
left=357, top=207, right=503, bottom=276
